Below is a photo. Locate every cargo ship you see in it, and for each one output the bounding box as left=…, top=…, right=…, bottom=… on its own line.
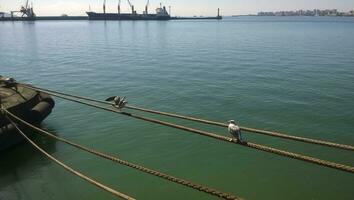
left=1, top=0, right=222, bottom=21
left=87, top=0, right=171, bottom=20
left=86, top=7, right=170, bottom=20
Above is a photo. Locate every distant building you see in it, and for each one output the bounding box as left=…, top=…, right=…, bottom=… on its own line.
left=258, top=9, right=352, bottom=17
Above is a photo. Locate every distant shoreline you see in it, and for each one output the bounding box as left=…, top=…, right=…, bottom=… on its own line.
left=231, top=15, right=354, bottom=17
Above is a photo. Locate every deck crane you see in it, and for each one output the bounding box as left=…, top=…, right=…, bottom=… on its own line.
left=127, top=0, right=135, bottom=14
left=117, top=0, right=121, bottom=14
left=144, top=0, right=149, bottom=15
left=103, top=0, right=106, bottom=14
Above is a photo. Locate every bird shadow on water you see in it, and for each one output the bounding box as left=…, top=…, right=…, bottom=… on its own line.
left=0, top=124, right=59, bottom=199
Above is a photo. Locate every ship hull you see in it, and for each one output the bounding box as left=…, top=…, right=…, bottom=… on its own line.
left=0, top=81, right=55, bottom=151
left=0, top=17, right=36, bottom=21
left=86, top=12, right=171, bottom=20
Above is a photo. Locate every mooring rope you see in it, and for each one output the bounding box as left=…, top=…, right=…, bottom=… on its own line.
left=4, top=109, right=242, bottom=200
left=17, top=86, right=354, bottom=174
left=21, top=84, right=354, bottom=151
left=4, top=115, right=135, bottom=200
left=125, top=106, right=354, bottom=151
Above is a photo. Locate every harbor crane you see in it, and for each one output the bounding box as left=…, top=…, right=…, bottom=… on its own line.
left=10, top=0, right=35, bottom=18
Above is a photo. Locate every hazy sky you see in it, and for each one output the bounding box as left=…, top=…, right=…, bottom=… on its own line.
left=1, top=0, right=354, bottom=16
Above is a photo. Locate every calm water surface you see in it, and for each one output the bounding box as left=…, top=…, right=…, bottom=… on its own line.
left=0, top=16, right=354, bottom=200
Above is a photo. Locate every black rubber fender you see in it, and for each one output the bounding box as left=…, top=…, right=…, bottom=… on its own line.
left=30, top=101, right=53, bottom=122
left=39, top=93, right=55, bottom=108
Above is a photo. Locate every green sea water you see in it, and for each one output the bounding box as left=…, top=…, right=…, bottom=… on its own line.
left=0, top=17, right=354, bottom=200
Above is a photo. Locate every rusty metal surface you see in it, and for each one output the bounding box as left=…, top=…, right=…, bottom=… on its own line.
left=0, top=84, right=39, bottom=109
left=0, top=81, right=54, bottom=150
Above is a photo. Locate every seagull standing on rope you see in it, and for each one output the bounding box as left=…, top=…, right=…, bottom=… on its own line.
left=228, top=120, right=244, bottom=143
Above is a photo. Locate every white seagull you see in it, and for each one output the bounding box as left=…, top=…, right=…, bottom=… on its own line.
left=228, top=120, right=242, bottom=142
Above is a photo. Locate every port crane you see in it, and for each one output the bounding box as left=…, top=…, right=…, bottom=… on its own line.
left=10, top=0, right=35, bottom=18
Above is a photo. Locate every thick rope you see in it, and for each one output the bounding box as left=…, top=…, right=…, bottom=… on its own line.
left=4, top=109, right=242, bottom=200
left=16, top=87, right=354, bottom=174
left=21, top=84, right=354, bottom=151
left=4, top=115, right=135, bottom=200
left=125, top=106, right=354, bottom=151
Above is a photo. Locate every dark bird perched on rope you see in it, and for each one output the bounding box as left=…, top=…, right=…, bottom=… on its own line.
left=105, top=96, right=127, bottom=109
left=118, top=97, right=127, bottom=108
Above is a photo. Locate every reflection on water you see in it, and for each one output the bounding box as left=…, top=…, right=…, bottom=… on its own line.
left=0, top=127, right=58, bottom=199
left=0, top=17, right=354, bottom=200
